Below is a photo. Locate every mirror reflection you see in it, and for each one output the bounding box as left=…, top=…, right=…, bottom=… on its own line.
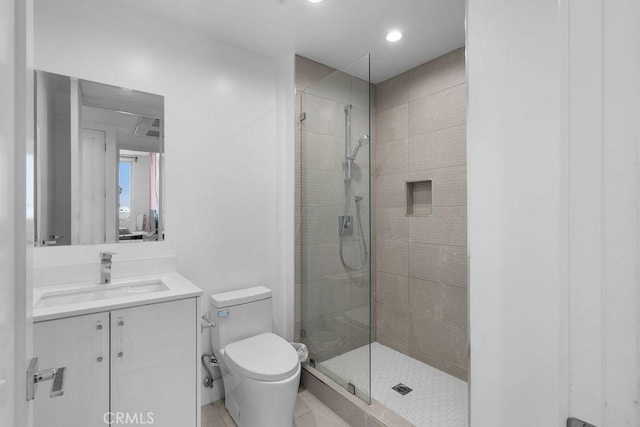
left=35, top=71, right=164, bottom=246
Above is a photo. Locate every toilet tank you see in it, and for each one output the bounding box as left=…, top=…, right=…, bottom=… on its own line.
left=209, top=286, right=273, bottom=351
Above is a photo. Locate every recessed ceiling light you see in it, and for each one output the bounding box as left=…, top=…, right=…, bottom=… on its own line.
left=308, top=0, right=323, bottom=3
left=386, top=30, right=403, bottom=42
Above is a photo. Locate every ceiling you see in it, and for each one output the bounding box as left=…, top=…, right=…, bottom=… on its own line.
left=113, top=0, right=465, bottom=83
left=80, top=80, right=164, bottom=118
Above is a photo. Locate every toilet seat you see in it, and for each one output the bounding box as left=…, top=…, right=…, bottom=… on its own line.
left=223, top=332, right=299, bottom=381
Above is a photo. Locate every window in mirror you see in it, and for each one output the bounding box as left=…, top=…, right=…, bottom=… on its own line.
left=119, top=159, right=133, bottom=220
left=35, top=70, right=164, bottom=246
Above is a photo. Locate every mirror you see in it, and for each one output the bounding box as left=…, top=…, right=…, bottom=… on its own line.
left=34, top=71, right=164, bottom=246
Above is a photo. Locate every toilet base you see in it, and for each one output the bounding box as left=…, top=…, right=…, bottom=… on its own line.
left=221, top=360, right=301, bottom=427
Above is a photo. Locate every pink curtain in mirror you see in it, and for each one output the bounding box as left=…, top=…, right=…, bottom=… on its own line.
left=147, top=153, right=160, bottom=232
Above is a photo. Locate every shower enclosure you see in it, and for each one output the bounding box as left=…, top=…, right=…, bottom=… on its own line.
left=298, top=55, right=372, bottom=403
left=297, top=47, right=469, bottom=426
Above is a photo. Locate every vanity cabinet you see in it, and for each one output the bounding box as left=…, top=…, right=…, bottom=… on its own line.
left=33, top=312, right=109, bottom=427
left=111, top=299, right=197, bottom=426
left=34, top=298, right=198, bottom=427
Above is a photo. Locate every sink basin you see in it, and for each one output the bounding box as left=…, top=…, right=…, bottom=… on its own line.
left=35, top=280, right=170, bottom=309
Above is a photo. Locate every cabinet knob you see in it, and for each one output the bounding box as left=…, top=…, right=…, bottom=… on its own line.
left=117, top=352, right=123, bottom=358
left=96, top=356, right=103, bottom=363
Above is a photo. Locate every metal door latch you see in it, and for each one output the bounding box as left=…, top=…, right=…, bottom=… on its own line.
left=26, top=357, right=66, bottom=401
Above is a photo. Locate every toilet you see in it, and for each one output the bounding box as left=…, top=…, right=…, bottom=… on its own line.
left=209, top=286, right=301, bottom=427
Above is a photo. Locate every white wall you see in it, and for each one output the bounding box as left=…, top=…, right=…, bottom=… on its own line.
left=468, top=0, right=640, bottom=426
left=34, top=0, right=294, bottom=404
left=467, top=1, right=562, bottom=424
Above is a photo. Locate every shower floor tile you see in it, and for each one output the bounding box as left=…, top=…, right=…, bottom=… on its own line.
left=321, top=342, right=468, bottom=427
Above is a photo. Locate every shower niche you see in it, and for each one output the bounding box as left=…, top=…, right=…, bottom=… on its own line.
left=406, top=180, right=433, bottom=216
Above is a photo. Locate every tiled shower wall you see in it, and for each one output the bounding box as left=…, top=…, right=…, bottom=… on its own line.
left=373, top=48, right=468, bottom=380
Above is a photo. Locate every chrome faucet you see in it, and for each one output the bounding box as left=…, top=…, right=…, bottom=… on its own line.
left=100, top=252, right=117, bottom=284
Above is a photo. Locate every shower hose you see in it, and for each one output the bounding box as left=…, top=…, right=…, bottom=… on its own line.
left=339, top=184, right=368, bottom=271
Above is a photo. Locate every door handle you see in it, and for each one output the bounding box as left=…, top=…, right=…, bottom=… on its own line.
left=26, top=357, right=66, bottom=401
left=116, top=317, right=124, bottom=358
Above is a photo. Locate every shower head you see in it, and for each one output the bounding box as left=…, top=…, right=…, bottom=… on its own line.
left=350, top=134, right=370, bottom=159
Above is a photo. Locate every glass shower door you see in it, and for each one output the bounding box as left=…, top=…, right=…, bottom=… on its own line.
left=299, top=55, right=371, bottom=403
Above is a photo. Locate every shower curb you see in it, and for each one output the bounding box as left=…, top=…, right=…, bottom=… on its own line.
left=301, top=365, right=414, bottom=427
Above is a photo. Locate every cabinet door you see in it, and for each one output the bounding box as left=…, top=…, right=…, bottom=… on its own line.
left=111, top=298, right=197, bottom=427
left=34, top=312, right=110, bottom=427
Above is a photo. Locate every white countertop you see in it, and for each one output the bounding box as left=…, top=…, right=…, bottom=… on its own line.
left=33, top=272, right=203, bottom=322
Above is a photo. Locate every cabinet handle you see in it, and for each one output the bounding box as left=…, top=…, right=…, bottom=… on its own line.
left=96, top=321, right=104, bottom=363
left=116, top=317, right=124, bottom=358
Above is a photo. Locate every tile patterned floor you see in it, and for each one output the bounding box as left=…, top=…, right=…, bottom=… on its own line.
left=322, top=342, right=468, bottom=427
left=201, top=389, right=348, bottom=427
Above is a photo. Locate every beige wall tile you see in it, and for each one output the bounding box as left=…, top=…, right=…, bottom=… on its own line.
left=409, top=242, right=467, bottom=287
left=423, top=204, right=467, bottom=223
left=376, top=303, right=409, bottom=345
left=376, top=333, right=409, bottom=355
left=407, top=48, right=466, bottom=101
left=373, top=138, right=408, bottom=176
left=350, top=104, right=371, bottom=145
left=409, top=215, right=467, bottom=246
left=350, top=77, right=371, bottom=110
left=375, top=239, right=409, bottom=276
left=375, top=272, right=409, bottom=308
left=376, top=72, right=410, bottom=112
left=295, top=320, right=302, bottom=342
left=295, top=242, right=301, bottom=283
left=300, top=169, right=344, bottom=208
left=408, top=347, right=468, bottom=381
left=302, top=206, right=364, bottom=246
left=408, top=278, right=467, bottom=329
left=374, top=207, right=408, bottom=241
left=301, top=92, right=346, bottom=137
left=300, top=242, right=342, bottom=282
left=408, top=165, right=466, bottom=207
left=301, top=131, right=345, bottom=173
left=376, top=104, right=408, bottom=143
left=408, top=83, right=466, bottom=136
left=304, top=70, right=353, bottom=106
left=370, top=300, right=377, bottom=341
left=408, top=125, right=466, bottom=171
left=301, top=277, right=350, bottom=319
left=408, top=313, right=468, bottom=371
left=295, top=55, right=335, bottom=92
left=373, top=172, right=407, bottom=208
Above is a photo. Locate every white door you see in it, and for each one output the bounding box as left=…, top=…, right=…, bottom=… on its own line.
left=564, top=0, right=640, bottom=426
left=111, top=299, right=197, bottom=427
left=78, top=129, right=107, bottom=244
left=33, top=313, right=109, bottom=427
left=1, top=0, right=33, bottom=425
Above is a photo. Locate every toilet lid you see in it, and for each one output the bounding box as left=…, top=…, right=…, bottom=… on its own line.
left=224, top=333, right=299, bottom=381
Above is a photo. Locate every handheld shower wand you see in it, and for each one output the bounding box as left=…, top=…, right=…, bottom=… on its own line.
left=345, top=135, right=370, bottom=183
left=351, top=135, right=369, bottom=159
